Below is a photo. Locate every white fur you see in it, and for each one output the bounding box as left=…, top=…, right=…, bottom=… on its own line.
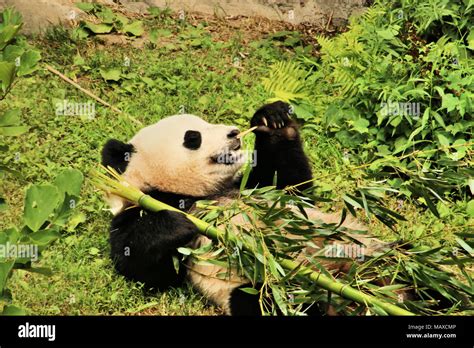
left=107, top=114, right=244, bottom=212
left=125, top=114, right=243, bottom=196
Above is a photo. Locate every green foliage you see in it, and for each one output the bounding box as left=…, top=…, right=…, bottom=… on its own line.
left=74, top=3, right=145, bottom=38
left=193, top=188, right=473, bottom=315
left=0, top=9, right=41, bottom=97
left=262, top=61, right=310, bottom=104
left=0, top=169, right=84, bottom=314
left=0, top=8, right=40, bottom=210
left=261, top=61, right=318, bottom=121
left=305, top=0, right=472, bottom=214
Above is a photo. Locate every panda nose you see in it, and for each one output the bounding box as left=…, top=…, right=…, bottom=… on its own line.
left=227, top=129, right=240, bottom=138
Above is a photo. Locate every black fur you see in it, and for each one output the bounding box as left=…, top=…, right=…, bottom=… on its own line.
left=229, top=284, right=263, bottom=316
left=246, top=101, right=313, bottom=191
left=183, top=130, right=202, bottom=150
left=110, top=207, right=198, bottom=290
left=101, top=139, right=135, bottom=173
left=109, top=188, right=203, bottom=290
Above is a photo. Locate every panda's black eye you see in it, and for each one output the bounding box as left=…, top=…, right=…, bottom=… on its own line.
left=183, top=130, right=202, bottom=150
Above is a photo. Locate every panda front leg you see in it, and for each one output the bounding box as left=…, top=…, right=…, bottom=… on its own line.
left=109, top=207, right=198, bottom=290
left=246, top=101, right=313, bottom=191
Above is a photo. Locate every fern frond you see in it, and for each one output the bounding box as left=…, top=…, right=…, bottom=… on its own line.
left=261, top=61, right=311, bottom=104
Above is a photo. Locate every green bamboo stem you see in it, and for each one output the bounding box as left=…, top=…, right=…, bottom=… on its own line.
left=91, top=168, right=415, bottom=316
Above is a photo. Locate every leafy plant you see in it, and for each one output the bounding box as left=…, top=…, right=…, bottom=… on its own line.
left=0, top=169, right=84, bottom=314
left=0, top=8, right=41, bottom=99
left=73, top=3, right=145, bottom=39
left=265, top=0, right=473, bottom=216
left=195, top=188, right=473, bottom=315
left=261, top=61, right=318, bottom=121
left=0, top=8, right=41, bottom=211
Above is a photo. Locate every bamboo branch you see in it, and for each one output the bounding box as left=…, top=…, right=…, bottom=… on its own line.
left=237, top=126, right=258, bottom=139
left=90, top=166, right=415, bottom=316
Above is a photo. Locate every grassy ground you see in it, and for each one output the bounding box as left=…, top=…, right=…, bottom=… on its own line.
left=0, top=8, right=471, bottom=315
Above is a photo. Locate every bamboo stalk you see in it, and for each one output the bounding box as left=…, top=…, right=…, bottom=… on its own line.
left=90, top=167, right=414, bottom=316
left=237, top=126, right=258, bottom=139
left=45, top=64, right=143, bottom=126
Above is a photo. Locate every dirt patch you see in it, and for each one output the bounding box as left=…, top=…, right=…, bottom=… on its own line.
left=136, top=0, right=367, bottom=27
left=0, top=0, right=366, bottom=34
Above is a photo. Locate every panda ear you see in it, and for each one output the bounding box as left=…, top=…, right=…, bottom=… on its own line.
left=183, top=130, right=202, bottom=150
left=101, top=139, right=135, bottom=173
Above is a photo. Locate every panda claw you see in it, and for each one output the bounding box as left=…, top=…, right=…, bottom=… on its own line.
left=272, top=122, right=277, bottom=129
left=262, top=117, right=268, bottom=127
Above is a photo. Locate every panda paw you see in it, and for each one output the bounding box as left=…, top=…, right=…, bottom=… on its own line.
left=251, top=101, right=298, bottom=140
left=164, top=211, right=199, bottom=245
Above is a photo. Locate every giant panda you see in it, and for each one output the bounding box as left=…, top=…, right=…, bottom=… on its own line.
left=101, top=101, right=372, bottom=315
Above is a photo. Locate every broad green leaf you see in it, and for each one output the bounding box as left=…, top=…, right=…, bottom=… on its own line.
left=0, top=61, right=16, bottom=92
left=114, top=14, right=129, bottom=27
left=67, top=213, right=86, bottom=231
left=0, top=108, right=20, bottom=126
left=73, top=54, right=86, bottom=66
left=239, top=287, right=259, bottom=295
left=99, top=68, right=121, bottom=81
left=97, top=8, right=116, bottom=24
left=1, top=304, right=26, bottom=315
left=2, top=44, right=24, bottom=62
left=84, top=22, right=113, bottom=34
left=351, top=118, right=370, bottom=134
left=292, top=103, right=314, bottom=120
left=71, top=27, right=89, bottom=40
left=441, top=93, right=459, bottom=112
left=0, top=228, right=20, bottom=245
left=75, top=2, right=95, bottom=12
left=0, top=9, right=23, bottom=27
left=0, top=24, right=22, bottom=50
left=123, top=21, right=144, bottom=36
left=436, top=132, right=452, bottom=147
left=53, top=169, right=84, bottom=199
left=17, top=50, right=41, bottom=76
left=0, top=260, right=14, bottom=294
left=28, top=228, right=61, bottom=245
left=23, top=184, right=61, bottom=232
left=0, top=125, right=28, bottom=136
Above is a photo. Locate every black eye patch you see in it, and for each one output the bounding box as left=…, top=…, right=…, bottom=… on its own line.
left=183, top=130, right=202, bottom=150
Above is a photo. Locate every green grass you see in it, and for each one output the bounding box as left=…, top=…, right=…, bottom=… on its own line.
left=0, top=10, right=471, bottom=315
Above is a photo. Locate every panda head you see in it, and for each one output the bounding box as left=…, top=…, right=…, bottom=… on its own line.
left=102, top=114, right=244, bottom=202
